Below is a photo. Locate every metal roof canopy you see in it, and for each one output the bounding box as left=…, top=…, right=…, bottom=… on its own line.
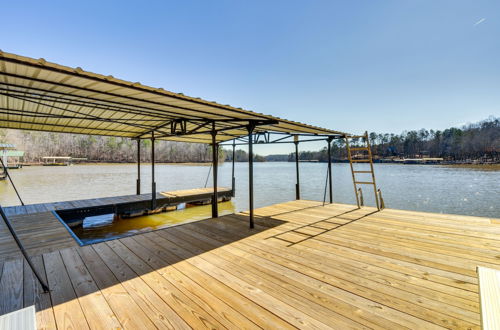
left=0, top=51, right=346, bottom=144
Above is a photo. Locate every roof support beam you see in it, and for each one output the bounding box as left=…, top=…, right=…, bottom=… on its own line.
left=220, top=136, right=334, bottom=146
left=152, top=119, right=278, bottom=139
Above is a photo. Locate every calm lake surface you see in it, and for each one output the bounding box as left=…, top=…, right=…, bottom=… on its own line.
left=0, top=162, right=498, bottom=218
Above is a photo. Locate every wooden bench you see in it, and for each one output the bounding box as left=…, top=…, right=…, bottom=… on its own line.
left=477, top=266, right=500, bottom=329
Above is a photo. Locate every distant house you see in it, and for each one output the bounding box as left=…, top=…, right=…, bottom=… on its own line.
left=5, top=150, right=25, bottom=168
left=1, top=143, right=23, bottom=179
left=0, top=143, right=23, bottom=166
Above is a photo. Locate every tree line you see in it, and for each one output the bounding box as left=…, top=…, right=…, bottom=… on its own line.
left=281, top=116, right=499, bottom=162
left=0, top=130, right=223, bottom=163
left=1, top=117, right=498, bottom=163
left=229, top=117, right=500, bottom=162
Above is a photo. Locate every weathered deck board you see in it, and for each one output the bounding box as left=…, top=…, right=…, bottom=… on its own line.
left=0, top=187, right=232, bottom=260
left=3, top=187, right=232, bottom=217
left=0, top=200, right=499, bottom=329
left=22, top=256, right=56, bottom=330
left=0, top=212, right=77, bottom=260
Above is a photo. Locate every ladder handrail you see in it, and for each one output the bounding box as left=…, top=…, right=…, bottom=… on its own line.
left=345, top=136, right=361, bottom=208
left=0, top=205, right=49, bottom=292
left=364, top=131, right=381, bottom=210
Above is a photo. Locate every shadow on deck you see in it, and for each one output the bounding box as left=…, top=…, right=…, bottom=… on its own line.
left=1, top=200, right=497, bottom=329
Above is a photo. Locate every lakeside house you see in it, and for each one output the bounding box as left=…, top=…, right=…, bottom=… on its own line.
left=0, top=144, right=24, bottom=180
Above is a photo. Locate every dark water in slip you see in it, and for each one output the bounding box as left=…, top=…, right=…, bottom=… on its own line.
left=0, top=162, right=498, bottom=218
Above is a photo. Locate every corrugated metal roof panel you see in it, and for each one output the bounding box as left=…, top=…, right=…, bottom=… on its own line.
left=0, top=51, right=347, bottom=143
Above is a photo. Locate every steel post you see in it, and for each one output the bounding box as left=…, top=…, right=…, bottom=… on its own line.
left=248, top=123, right=255, bottom=228
left=211, top=125, right=219, bottom=218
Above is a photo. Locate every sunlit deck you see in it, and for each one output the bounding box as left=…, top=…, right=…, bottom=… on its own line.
left=1, top=200, right=499, bottom=329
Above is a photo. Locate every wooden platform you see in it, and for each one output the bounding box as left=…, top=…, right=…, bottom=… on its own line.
left=2, top=187, right=232, bottom=217
left=0, top=211, right=77, bottom=260
left=0, top=187, right=232, bottom=260
left=1, top=200, right=499, bottom=329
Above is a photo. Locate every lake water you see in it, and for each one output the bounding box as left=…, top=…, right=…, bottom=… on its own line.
left=0, top=162, right=498, bottom=218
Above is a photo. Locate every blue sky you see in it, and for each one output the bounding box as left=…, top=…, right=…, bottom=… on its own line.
left=1, top=1, right=499, bottom=154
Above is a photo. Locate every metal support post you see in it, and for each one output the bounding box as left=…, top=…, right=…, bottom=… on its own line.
left=248, top=123, right=255, bottom=228
left=327, top=137, right=333, bottom=203
left=211, top=124, right=219, bottom=218
left=294, top=136, right=300, bottom=200
left=151, top=132, right=156, bottom=210
left=136, top=139, right=141, bottom=195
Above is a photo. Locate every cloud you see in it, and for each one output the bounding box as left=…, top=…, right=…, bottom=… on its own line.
left=474, top=18, right=486, bottom=26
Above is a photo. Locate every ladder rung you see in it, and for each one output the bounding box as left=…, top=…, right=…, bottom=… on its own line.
left=349, top=147, right=369, bottom=151
left=351, top=159, right=371, bottom=163
left=353, top=170, right=372, bottom=173
left=355, top=181, right=374, bottom=185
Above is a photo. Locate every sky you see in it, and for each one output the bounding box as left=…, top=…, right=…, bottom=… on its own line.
left=1, top=0, right=499, bottom=155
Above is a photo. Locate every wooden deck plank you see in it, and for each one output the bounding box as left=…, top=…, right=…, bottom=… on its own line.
left=120, top=236, right=261, bottom=329
left=151, top=230, right=335, bottom=329
left=0, top=186, right=231, bottom=260
left=1, top=200, right=499, bottom=329
left=3, top=187, right=232, bottom=217
left=22, top=256, right=56, bottom=330
left=91, top=242, right=189, bottom=329
left=76, top=245, right=157, bottom=329
left=170, top=225, right=394, bottom=329
left=106, top=239, right=228, bottom=329
left=136, top=232, right=296, bottom=329
left=59, top=248, right=122, bottom=329
left=43, top=251, right=89, bottom=329
left=179, top=218, right=449, bottom=329
left=0, top=259, right=23, bottom=315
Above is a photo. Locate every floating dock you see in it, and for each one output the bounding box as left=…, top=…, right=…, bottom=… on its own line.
left=3, top=187, right=232, bottom=218
left=1, top=200, right=498, bottom=329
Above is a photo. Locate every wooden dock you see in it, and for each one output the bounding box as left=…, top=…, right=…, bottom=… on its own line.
left=2, top=187, right=232, bottom=217
left=0, top=187, right=232, bottom=260
left=1, top=200, right=499, bottom=329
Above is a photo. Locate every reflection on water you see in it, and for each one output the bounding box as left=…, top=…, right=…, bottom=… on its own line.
left=70, top=201, right=235, bottom=245
left=0, top=163, right=498, bottom=218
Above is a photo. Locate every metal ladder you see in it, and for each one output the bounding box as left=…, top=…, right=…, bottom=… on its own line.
left=345, top=131, right=382, bottom=210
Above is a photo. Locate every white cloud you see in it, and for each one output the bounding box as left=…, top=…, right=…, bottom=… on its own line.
left=474, top=18, right=486, bottom=26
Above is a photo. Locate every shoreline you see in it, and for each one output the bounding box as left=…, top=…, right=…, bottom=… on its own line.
left=20, top=162, right=215, bottom=167
left=19, top=161, right=500, bottom=169
left=439, top=163, right=500, bottom=170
